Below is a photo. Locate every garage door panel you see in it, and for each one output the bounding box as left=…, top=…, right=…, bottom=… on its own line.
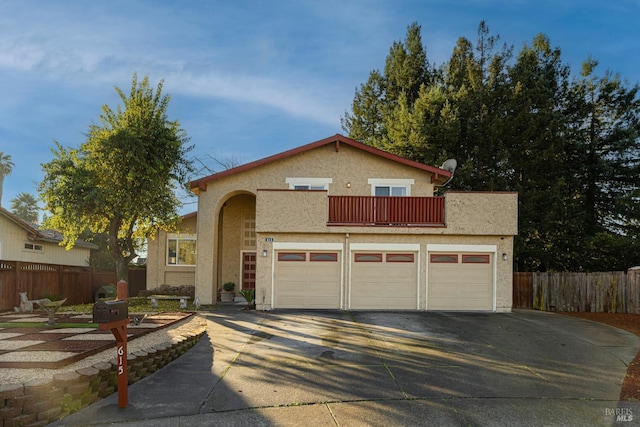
left=350, top=251, right=417, bottom=310
left=274, top=251, right=341, bottom=309
left=428, top=252, right=493, bottom=311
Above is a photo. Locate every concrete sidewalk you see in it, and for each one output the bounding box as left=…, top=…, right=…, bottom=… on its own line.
left=52, top=308, right=640, bottom=426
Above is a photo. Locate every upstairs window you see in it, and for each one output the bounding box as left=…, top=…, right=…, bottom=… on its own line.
left=374, top=186, right=407, bottom=196
left=368, top=178, right=413, bottom=196
left=286, top=177, right=332, bottom=191
left=167, top=234, right=196, bottom=266
left=294, top=184, right=326, bottom=190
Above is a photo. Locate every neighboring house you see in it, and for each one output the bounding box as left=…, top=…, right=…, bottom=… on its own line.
left=0, top=207, right=96, bottom=266
left=148, top=134, right=518, bottom=311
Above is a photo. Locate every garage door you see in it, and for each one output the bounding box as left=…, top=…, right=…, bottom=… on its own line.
left=428, top=253, right=493, bottom=310
left=274, top=251, right=341, bottom=309
left=350, top=252, right=418, bottom=309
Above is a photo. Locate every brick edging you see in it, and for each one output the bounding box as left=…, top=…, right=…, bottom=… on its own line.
left=0, top=329, right=206, bottom=426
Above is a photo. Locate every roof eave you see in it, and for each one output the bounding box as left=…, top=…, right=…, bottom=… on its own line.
left=189, top=134, right=452, bottom=189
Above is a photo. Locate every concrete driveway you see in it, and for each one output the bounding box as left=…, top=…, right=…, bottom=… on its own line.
left=56, top=309, right=640, bottom=426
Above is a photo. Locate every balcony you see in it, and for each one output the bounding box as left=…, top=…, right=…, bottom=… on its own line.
left=328, top=196, right=445, bottom=227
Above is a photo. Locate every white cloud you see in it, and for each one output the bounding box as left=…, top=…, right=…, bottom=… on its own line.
left=164, top=71, right=344, bottom=126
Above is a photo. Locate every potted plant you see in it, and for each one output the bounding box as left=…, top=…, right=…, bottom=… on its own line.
left=221, top=282, right=235, bottom=302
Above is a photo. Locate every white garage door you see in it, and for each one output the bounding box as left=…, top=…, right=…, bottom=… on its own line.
left=350, top=252, right=418, bottom=309
left=428, top=253, right=493, bottom=310
left=274, top=251, right=341, bottom=309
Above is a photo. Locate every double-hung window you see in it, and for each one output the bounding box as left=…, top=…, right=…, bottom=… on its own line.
left=167, top=234, right=196, bottom=266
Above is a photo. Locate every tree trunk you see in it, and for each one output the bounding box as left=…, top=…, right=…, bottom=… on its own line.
left=116, top=259, right=129, bottom=283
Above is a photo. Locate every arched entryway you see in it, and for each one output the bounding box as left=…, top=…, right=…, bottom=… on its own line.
left=216, top=192, right=256, bottom=298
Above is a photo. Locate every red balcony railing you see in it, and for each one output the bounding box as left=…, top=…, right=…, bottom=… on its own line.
left=328, top=196, right=445, bottom=226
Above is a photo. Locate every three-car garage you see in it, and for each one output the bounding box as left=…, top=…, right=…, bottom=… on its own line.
left=272, top=243, right=496, bottom=311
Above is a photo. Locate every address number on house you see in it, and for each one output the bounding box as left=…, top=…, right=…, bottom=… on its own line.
left=265, top=237, right=274, bottom=242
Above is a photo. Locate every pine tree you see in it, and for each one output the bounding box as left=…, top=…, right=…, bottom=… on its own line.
left=342, top=22, right=433, bottom=151
left=565, top=58, right=640, bottom=269
left=505, top=34, right=574, bottom=271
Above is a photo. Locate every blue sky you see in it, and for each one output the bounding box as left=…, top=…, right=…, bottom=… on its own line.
left=1, top=0, right=638, bottom=216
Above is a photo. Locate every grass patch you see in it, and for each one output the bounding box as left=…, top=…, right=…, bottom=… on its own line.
left=7, top=296, right=218, bottom=318
left=59, top=297, right=201, bottom=315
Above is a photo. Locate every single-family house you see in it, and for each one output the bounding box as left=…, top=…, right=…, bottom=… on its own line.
left=0, top=206, right=95, bottom=266
left=147, top=134, right=518, bottom=311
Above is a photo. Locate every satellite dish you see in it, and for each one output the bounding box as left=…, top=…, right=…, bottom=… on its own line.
left=441, top=159, right=457, bottom=174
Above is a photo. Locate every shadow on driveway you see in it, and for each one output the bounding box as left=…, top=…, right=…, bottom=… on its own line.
left=55, top=309, right=640, bottom=426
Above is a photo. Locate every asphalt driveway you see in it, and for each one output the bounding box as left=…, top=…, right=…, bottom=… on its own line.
left=56, top=309, right=640, bottom=426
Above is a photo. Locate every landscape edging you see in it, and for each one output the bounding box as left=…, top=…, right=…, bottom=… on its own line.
left=0, top=329, right=205, bottom=426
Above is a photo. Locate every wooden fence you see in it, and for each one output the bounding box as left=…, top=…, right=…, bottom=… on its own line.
left=0, top=260, right=147, bottom=312
left=513, top=270, right=640, bottom=313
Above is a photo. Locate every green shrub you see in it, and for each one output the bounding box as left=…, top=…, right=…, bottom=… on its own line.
left=238, top=288, right=255, bottom=308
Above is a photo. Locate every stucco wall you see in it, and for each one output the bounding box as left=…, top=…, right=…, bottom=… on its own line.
left=445, top=192, right=518, bottom=235
left=256, top=189, right=518, bottom=237
left=256, top=190, right=328, bottom=233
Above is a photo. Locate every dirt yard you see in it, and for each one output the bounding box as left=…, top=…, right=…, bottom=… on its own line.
left=560, top=312, right=640, bottom=401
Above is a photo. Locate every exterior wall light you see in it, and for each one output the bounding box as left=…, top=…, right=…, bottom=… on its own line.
left=346, top=182, right=351, bottom=188
left=502, top=253, right=508, bottom=261
left=262, top=249, right=268, bottom=257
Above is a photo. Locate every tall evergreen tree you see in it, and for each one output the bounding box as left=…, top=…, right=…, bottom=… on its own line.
left=566, top=58, right=640, bottom=270
left=341, top=70, right=386, bottom=147
left=342, top=21, right=640, bottom=271
left=505, top=34, right=573, bottom=271
left=342, top=22, right=433, bottom=150
left=443, top=21, right=512, bottom=191
left=384, top=22, right=432, bottom=105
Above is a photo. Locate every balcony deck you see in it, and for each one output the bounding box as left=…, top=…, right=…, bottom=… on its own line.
left=328, top=196, right=445, bottom=227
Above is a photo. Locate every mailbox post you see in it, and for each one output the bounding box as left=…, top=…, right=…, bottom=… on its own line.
left=93, top=280, right=130, bottom=408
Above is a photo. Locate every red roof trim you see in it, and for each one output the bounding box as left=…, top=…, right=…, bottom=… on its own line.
left=189, top=134, right=451, bottom=190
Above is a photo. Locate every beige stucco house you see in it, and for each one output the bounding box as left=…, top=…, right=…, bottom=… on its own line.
left=0, top=207, right=95, bottom=266
left=148, top=134, right=518, bottom=311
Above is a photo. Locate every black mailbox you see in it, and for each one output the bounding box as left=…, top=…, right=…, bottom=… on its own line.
left=93, top=300, right=128, bottom=323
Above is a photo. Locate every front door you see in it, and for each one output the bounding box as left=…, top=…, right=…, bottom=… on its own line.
left=242, top=252, right=256, bottom=289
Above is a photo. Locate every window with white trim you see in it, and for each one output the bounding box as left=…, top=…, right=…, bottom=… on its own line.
left=285, top=177, right=332, bottom=190
left=23, top=242, right=44, bottom=253
left=368, top=178, right=413, bottom=196
left=167, top=234, right=196, bottom=266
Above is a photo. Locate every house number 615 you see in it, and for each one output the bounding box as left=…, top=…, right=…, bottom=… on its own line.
left=117, top=345, right=124, bottom=375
